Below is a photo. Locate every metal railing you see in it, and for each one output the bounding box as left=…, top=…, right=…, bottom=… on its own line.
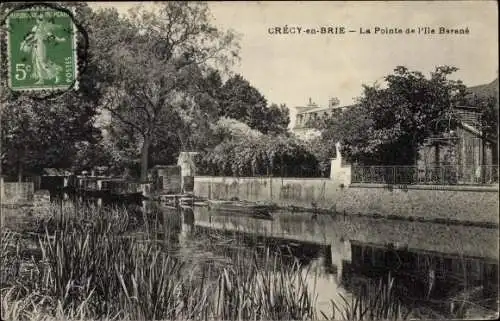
left=352, top=165, right=499, bottom=186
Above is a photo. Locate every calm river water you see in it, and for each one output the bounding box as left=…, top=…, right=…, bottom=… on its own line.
left=137, top=200, right=498, bottom=319
left=4, top=195, right=497, bottom=319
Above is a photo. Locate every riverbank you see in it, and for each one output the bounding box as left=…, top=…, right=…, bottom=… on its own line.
left=192, top=197, right=499, bottom=229
left=193, top=176, right=499, bottom=225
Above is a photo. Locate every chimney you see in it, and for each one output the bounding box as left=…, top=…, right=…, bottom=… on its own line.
left=329, top=97, right=340, bottom=108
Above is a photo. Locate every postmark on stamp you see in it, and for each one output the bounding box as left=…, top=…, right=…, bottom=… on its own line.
left=6, top=8, right=78, bottom=91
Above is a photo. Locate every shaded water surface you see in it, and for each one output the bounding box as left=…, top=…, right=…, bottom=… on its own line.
left=138, top=201, right=498, bottom=319
left=3, top=195, right=498, bottom=319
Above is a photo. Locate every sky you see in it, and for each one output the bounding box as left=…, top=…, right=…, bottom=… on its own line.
left=88, top=1, right=498, bottom=125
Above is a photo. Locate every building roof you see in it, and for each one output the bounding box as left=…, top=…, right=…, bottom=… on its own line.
left=43, top=168, right=72, bottom=176
left=466, top=78, right=498, bottom=101
left=296, top=104, right=357, bottom=115
left=452, top=78, right=499, bottom=140
left=295, top=105, right=318, bottom=111
left=296, top=105, right=334, bottom=115
left=453, top=105, right=481, bottom=127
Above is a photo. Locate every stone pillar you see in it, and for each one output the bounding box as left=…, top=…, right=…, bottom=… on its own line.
left=330, top=142, right=352, bottom=187
left=178, top=152, right=198, bottom=194
left=140, top=183, right=151, bottom=198
left=156, top=166, right=182, bottom=194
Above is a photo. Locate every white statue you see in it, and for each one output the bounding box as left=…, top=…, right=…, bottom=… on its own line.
left=335, top=142, right=342, bottom=159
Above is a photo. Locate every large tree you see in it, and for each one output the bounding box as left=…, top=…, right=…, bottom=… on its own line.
left=95, top=3, right=239, bottom=180
left=479, top=96, right=499, bottom=143
left=1, top=95, right=101, bottom=180
left=102, top=66, right=226, bottom=176
left=316, top=66, right=468, bottom=165
left=266, top=103, right=290, bottom=135
left=219, top=74, right=290, bottom=135
left=0, top=2, right=103, bottom=180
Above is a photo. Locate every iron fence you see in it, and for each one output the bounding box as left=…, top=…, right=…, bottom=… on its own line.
left=352, top=165, right=499, bottom=186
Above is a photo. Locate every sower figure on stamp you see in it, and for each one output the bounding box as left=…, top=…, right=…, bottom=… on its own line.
left=20, top=14, right=66, bottom=85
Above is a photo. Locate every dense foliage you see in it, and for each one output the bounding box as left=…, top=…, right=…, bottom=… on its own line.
left=314, top=66, right=470, bottom=165
left=91, top=3, right=240, bottom=180
left=0, top=2, right=102, bottom=180
left=219, top=74, right=290, bottom=135
left=1, top=3, right=496, bottom=180
left=197, top=124, right=323, bottom=177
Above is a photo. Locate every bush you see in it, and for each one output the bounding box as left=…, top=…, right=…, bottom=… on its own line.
left=197, top=134, right=324, bottom=177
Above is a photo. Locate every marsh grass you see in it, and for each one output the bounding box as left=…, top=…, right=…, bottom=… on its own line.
left=320, top=273, right=412, bottom=321
left=5, top=202, right=481, bottom=321
left=1, top=230, right=22, bottom=286
left=214, top=248, right=317, bottom=320
left=1, top=203, right=322, bottom=321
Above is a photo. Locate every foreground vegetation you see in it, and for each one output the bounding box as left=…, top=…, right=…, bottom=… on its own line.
left=3, top=202, right=493, bottom=320
left=2, top=203, right=313, bottom=320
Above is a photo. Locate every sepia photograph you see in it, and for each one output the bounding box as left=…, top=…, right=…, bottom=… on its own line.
left=0, top=1, right=498, bottom=320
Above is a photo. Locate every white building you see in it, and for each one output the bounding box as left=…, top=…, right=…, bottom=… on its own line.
left=292, top=98, right=354, bottom=140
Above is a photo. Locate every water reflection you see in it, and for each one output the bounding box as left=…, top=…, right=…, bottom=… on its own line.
left=171, top=204, right=351, bottom=318
left=169, top=204, right=498, bottom=319
left=46, top=194, right=499, bottom=319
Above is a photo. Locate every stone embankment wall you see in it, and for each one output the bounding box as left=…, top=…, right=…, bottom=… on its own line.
left=193, top=176, right=499, bottom=225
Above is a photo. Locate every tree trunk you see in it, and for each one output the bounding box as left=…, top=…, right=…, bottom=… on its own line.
left=140, top=136, right=151, bottom=181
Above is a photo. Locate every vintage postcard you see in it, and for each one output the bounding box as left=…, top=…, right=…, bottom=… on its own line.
left=0, top=1, right=498, bottom=320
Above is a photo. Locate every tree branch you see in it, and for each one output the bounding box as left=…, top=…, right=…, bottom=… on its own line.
left=102, top=98, right=145, bottom=136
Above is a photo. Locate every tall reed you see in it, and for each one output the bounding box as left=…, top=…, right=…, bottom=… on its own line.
left=1, top=230, right=22, bottom=287
left=2, top=202, right=323, bottom=321
left=214, top=248, right=317, bottom=320
left=320, top=273, right=412, bottom=320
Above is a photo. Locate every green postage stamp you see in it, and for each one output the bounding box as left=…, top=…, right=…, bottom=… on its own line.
left=7, top=8, right=78, bottom=91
